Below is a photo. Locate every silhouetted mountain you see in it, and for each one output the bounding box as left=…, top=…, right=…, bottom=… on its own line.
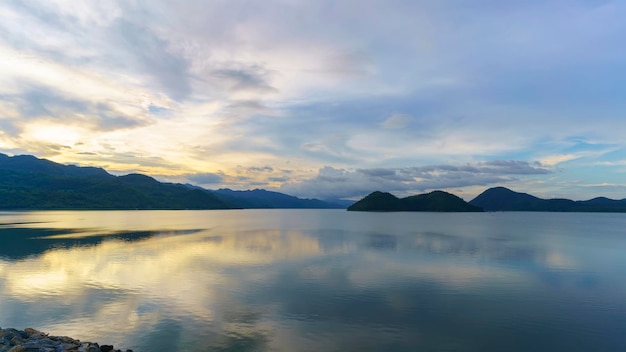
left=347, top=191, right=401, bottom=211
left=348, top=190, right=483, bottom=212
left=470, top=187, right=626, bottom=212
left=214, top=188, right=345, bottom=209
left=468, top=187, right=542, bottom=211
left=0, top=153, right=349, bottom=210
left=0, top=153, right=231, bottom=210
left=0, top=153, right=110, bottom=177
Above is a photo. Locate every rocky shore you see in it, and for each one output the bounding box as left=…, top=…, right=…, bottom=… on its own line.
left=0, top=328, right=132, bottom=352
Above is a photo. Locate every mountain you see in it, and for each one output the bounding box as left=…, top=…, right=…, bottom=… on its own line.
left=347, top=191, right=401, bottom=211
left=0, top=153, right=110, bottom=177
left=470, top=187, right=626, bottom=212
left=213, top=188, right=346, bottom=209
left=468, top=186, right=543, bottom=211
left=0, top=152, right=348, bottom=210
left=348, top=190, right=483, bottom=212
left=0, top=153, right=231, bottom=210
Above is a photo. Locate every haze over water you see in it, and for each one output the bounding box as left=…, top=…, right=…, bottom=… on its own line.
left=1, top=210, right=625, bottom=351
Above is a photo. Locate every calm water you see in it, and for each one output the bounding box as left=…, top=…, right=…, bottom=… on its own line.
left=1, top=210, right=625, bottom=351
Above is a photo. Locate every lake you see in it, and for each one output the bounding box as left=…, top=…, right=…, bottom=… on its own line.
left=1, top=210, right=625, bottom=351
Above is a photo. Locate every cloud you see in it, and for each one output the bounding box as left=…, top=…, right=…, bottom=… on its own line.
left=246, top=166, right=274, bottom=173
left=268, top=176, right=289, bottom=182
left=2, top=84, right=148, bottom=131
left=109, top=20, right=192, bottom=100
left=381, top=113, right=411, bottom=129
left=187, top=172, right=224, bottom=185
left=1, top=1, right=626, bottom=199
left=211, top=65, right=277, bottom=94
left=280, top=161, right=552, bottom=199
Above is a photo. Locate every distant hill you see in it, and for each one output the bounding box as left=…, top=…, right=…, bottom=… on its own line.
left=213, top=188, right=346, bottom=209
left=0, top=153, right=232, bottom=210
left=322, top=198, right=356, bottom=209
left=470, top=187, right=626, bottom=212
left=0, top=152, right=349, bottom=210
left=348, top=190, right=483, bottom=212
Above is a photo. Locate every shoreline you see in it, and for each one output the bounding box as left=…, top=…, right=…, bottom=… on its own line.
left=0, top=327, right=132, bottom=352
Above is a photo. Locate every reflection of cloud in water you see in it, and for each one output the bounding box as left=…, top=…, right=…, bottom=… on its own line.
left=0, top=228, right=326, bottom=348
left=1, top=229, right=324, bottom=296
left=1, top=211, right=622, bottom=351
left=403, top=231, right=577, bottom=270
left=364, top=233, right=397, bottom=250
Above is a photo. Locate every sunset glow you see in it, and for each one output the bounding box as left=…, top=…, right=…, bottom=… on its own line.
left=1, top=1, right=625, bottom=200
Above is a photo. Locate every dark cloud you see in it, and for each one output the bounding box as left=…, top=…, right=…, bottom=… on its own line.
left=222, top=100, right=272, bottom=118
left=246, top=166, right=274, bottom=173
left=187, top=172, right=224, bottom=185
left=268, top=176, right=289, bottom=182
left=211, top=65, right=277, bottom=94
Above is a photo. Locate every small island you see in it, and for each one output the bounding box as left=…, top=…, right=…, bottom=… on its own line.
left=347, top=190, right=484, bottom=212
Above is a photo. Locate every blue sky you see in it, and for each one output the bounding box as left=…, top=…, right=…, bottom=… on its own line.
left=1, top=0, right=625, bottom=200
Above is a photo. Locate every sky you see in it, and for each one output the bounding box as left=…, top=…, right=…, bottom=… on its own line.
left=1, top=0, right=625, bottom=201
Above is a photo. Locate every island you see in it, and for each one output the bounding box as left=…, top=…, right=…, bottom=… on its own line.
left=469, top=186, right=626, bottom=212
left=347, top=190, right=484, bottom=212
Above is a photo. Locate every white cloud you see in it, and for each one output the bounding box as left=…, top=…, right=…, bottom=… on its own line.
left=0, top=0, right=625, bottom=198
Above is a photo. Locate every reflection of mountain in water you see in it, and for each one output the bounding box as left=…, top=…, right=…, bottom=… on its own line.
left=0, top=227, right=200, bottom=260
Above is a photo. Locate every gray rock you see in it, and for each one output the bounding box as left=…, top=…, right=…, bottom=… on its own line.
left=8, top=337, right=23, bottom=347
left=0, top=328, right=127, bottom=352
left=7, top=346, right=26, bottom=352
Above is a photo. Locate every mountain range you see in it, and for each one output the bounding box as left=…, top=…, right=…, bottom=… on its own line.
left=469, top=186, right=626, bottom=212
left=3, top=153, right=625, bottom=212
left=348, top=186, right=626, bottom=212
left=0, top=153, right=346, bottom=210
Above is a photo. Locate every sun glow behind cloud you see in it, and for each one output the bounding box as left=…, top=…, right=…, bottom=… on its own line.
left=0, top=0, right=625, bottom=199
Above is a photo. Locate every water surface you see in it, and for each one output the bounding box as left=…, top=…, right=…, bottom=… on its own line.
left=1, top=210, right=625, bottom=351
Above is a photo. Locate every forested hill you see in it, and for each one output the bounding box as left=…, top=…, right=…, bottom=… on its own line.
left=0, top=153, right=345, bottom=210
left=469, top=187, right=626, bottom=212
left=0, top=153, right=232, bottom=209
left=348, top=190, right=483, bottom=212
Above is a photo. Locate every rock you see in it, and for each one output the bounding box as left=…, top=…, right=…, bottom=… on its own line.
left=3, top=332, right=15, bottom=344
left=23, top=328, right=46, bottom=340
left=0, top=329, right=125, bottom=352
left=62, top=342, right=79, bottom=350
left=9, top=337, right=24, bottom=346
